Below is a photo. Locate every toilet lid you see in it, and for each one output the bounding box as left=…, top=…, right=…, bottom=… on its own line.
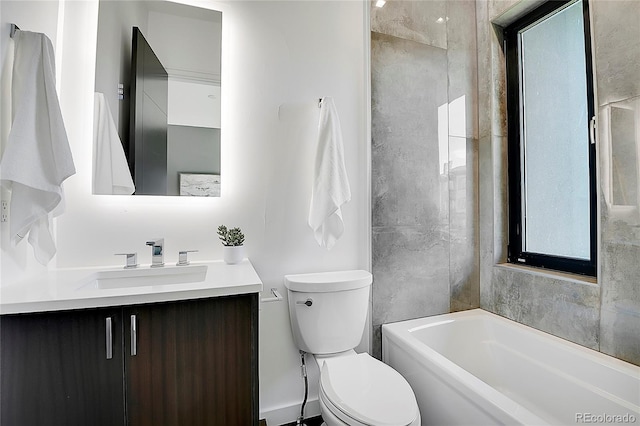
left=320, top=353, right=419, bottom=426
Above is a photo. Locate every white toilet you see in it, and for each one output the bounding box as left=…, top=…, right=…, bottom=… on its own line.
left=285, top=270, right=421, bottom=426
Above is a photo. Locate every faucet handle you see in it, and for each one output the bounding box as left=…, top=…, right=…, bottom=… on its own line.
left=115, top=253, right=138, bottom=269
left=176, top=250, right=198, bottom=266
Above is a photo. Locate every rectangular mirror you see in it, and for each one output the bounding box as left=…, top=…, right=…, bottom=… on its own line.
left=93, top=0, right=221, bottom=196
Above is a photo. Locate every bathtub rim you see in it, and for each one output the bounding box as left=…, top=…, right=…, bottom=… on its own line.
left=381, top=308, right=640, bottom=425
left=382, top=310, right=546, bottom=425
left=383, top=308, right=639, bottom=375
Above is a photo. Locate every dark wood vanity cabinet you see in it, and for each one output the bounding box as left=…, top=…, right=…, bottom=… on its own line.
left=0, top=307, right=126, bottom=426
left=0, top=293, right=259, bottom=426
left=125, top=295, right=259, bottom=425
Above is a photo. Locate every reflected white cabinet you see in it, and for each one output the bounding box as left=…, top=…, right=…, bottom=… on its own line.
left=168, top=79, right=221, bottom=129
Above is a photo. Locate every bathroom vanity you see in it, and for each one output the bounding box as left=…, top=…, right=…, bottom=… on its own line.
left=0, top=260, right=262, bottom=426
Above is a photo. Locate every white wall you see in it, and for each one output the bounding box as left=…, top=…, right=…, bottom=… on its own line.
left=1, top=0, right=369, bottom=423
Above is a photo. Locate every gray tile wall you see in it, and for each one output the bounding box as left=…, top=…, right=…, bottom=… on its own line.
left=371, top=1, right=479, bottom=358
left=477, top=0, right=640, bottom=366
left=372, top=0, right=639, bottom=367
left=592, top=0, right=640, bottom=366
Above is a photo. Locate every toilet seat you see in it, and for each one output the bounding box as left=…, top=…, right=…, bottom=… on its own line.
left=319, top=353, right=419, bottom=426
left=320, top=386, right=369, bottom=426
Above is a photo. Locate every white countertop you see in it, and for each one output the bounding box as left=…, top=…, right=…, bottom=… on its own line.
left=0, top=259, right=263, bottom=315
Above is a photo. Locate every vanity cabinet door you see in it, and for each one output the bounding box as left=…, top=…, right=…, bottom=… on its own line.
left=124, top=294, right=258, bottom=426
left=0, top=308, right=126, bottom=426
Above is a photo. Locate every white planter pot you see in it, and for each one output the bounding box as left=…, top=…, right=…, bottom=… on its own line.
left=223, top=246, right=244, bottom=264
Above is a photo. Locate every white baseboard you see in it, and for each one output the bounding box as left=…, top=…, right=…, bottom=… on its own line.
left=260, top=398, right=321, bottom=426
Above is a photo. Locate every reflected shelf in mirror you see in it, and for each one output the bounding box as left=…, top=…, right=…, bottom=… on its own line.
left=601, top=95, right=640, bottom=223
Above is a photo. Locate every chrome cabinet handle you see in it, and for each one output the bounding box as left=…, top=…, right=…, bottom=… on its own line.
left=130, top=314, right=137, bottom=356
left=106, top=317, right=113, bottom=360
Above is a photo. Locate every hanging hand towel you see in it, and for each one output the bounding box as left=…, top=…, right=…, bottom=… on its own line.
left=93, top=92, right=135, bottom=195
left=0, top=30, right=76, bottom=265
left=308, top=97, right=351, bottom=250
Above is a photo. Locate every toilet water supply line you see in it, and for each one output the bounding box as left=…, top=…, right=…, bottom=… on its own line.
left=296, top=350, right=309, bottom=426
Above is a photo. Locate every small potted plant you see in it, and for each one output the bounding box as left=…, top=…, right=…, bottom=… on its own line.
left=217, top=225, right=245, bottom=264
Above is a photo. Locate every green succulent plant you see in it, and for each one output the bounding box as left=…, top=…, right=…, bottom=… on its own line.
left=217, top=225, right=245, bottom=246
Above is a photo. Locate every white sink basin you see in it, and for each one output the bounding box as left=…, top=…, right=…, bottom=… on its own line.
left=81, top=265, right=208, bottom=290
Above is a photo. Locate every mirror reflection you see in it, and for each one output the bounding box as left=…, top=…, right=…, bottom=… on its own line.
left=93, top=0, right=222, bottom=196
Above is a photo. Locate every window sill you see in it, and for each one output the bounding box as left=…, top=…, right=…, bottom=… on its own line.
left=494, top=263, right=598, bottom=286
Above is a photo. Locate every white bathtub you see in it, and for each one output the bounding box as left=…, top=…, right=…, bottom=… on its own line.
left=382, top=309, right=640, bottom=426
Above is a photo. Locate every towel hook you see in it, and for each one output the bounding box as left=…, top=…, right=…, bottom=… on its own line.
left=318, top=98, right=323, bottom=108
left=10, top=23, right=20, bottom=38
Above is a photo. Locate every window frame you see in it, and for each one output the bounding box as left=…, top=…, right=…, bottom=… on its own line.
left=504, top=0, right=597, bottom=276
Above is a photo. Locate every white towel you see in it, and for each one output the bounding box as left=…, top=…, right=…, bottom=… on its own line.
left=308, top=97, right=351, bottom=250
left=0, top=30, right=76, bottom=265
left=93, top=92, right=135, bottom=195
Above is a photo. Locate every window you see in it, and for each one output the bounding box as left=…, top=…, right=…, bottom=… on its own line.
left=504, top=0, right=596, bottom=276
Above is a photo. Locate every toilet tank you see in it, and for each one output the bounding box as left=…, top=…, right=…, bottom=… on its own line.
left=284, top=270, right=372, bottom=355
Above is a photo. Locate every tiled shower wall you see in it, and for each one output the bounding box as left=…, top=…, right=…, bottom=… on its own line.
left=371, top=0, right=479, bottom=358
left=477, top=0, right=640, bottom=365
left=373, top=0, right=639, bottom=366
left=592, top=0, right=640, bottom=365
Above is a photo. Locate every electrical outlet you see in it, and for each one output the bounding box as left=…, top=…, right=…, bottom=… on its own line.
left=1, top=200, right=8, bottom=223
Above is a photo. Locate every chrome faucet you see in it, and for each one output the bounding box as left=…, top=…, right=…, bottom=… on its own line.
left=145, top=238, right=164, bottom=267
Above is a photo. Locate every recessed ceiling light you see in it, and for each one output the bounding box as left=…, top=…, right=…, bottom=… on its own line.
left=375, top=0, right=386, bottom=8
